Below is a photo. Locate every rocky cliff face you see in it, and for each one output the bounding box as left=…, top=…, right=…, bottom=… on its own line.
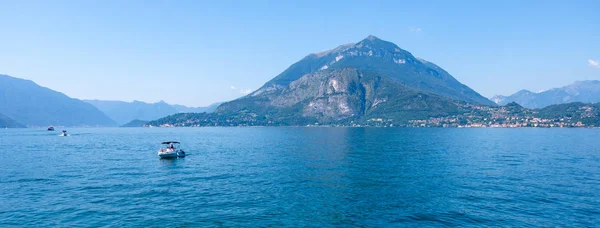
left=218, top=69, right=463, bottom=124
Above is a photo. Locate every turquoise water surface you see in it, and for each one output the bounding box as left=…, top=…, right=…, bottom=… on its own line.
left=1, top=128, right=599, bottom=226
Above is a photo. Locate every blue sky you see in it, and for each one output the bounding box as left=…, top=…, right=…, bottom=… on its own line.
left=1, top=0, right=598, bottom=106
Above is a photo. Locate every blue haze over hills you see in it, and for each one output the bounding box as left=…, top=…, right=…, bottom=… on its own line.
left=0, top=74, right=116, bottom=127
left=0, top=74, right=219, bottom=127
left=491, top=80, right=600, bottom=109
left=84, top=100, right=221, bottom=125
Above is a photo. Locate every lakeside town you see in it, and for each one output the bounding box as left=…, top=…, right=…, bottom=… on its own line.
left=368, top=102, right=599, bottom=128
left=148, top=102, right=600, bottom=128
left=405, top=116, right=586, bottom=128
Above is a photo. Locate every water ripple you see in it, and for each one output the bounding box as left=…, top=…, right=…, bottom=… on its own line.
left=0, top=128, right=599, bottom=226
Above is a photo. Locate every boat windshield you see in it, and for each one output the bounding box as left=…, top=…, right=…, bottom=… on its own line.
left=163, top=143, right=176, bottom=149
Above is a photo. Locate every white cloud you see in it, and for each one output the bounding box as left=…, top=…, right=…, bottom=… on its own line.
left=409, top=27, right=422, bottom=33
left=230, top=85, right=237, bottom=90
left=240, top=89, right=252, bottom=95
left=589, top=59, right=600, bottom=68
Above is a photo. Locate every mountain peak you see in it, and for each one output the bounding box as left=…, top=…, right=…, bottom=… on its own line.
left=355, top=35, right=404, bottom=53
left=365, top=35, right=380, bottom=41
left=515, top=89, right=535, bottom=95
left=359, top=35, right=387, bottom=45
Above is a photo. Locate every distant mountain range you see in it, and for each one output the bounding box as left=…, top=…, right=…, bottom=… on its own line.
left=491, top=80, right=600, bottom=109
left=84, top=100, right=221, bottom=125
left=0, top=74, right=116, bottom=127
left=151, top=35, right=496, bottom=126
left=0, top=74, right=221, bottom=127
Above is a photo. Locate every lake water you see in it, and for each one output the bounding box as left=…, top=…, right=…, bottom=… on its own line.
left=1, top=128, right=599, bottom=227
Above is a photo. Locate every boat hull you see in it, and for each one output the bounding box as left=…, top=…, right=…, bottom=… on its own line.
left=158, top=149, right=185, bottom=158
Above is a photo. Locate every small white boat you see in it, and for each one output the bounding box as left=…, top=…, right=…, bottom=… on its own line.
left=60, top=130, right=68, bottom=136
left=158, top=141, right=185, bottom=158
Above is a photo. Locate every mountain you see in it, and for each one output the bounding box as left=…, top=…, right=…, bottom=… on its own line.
left=253, top=35, right=493, bottom=106
left=209, top=35, right=492, bottom=124
left=492, top=81, right=600, bottom=108
left=492, top=90, right=537, bottom=107
left=120, top=119, right=149, bottom=127
left=0, top=112, right=25, bottom=128
left=0, top=74, right=117, bottom=127
left=84, top=100, right=221, bottom=125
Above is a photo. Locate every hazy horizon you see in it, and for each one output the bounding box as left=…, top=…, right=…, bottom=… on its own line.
left=1, top=0, right=599, bottom=106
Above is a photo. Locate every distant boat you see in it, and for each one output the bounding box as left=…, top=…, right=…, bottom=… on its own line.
left=47, top=126, right=55, bottom=131
left=158, top=141, right=185, bottom=158
left=60, top=130, right=68, bottom=137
